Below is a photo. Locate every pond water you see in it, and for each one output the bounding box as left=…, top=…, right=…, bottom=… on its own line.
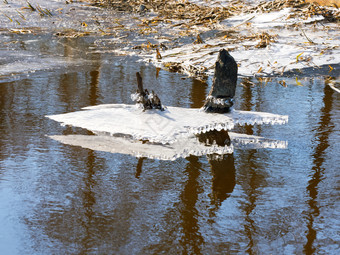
left=1, top=2, right=340, bottom=255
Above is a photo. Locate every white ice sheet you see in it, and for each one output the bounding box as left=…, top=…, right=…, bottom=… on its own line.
left=47, top=104, right=288, bottom=144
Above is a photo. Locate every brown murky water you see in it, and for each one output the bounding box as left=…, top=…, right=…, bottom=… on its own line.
left=1, top=12, right=340, bottom=255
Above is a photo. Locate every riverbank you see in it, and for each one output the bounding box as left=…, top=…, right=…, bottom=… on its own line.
left=87, top=0, right=340, bottom=78
left=1, top=0, right=339, bottom=79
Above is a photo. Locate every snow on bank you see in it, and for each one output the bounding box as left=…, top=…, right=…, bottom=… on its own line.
left=138, top=8, right=339, bottom=77
left=1, top=1, right=337, bottom=78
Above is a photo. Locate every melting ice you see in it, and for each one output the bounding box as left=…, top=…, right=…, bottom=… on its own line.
left=47, top=103, right=288, bottom=160
left=47, top=104, right=288, bottom=144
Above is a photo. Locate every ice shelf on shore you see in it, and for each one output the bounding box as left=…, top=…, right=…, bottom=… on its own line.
left=0, top=56, right=88, bottom=79
left=48, top=132, right=287, bottom=161
left=46, top=103, right=288, bottom=145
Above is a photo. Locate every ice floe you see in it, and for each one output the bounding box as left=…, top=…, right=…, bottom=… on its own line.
left=47, top=104, right=288, bottom=144
left=46, top=103, right=288, bottom=159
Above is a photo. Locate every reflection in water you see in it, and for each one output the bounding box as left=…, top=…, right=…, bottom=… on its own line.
left=190, top=75, right=236, bottom=221
left=58, top=72, right=79, bottom=112
left=186, top=75, right=237, bottom=251
left=57, top=38, right=102, bottom=111
left=1, top=30, right=339, bottom=253
left=135, top=157, right=145, bottom=178
left=81, top=150, right=97, bottom=253
left=179, top=154, right=236, bottom=254
left=60, top=38, right=89, bottom=59
left=69, top=55, right=101, bottom=252
left=304, top=84, right=334, bottom=254
left=0, top=79, right=36, bottom=157
left=238, top=79, right=261, bottom=254
left=89, top=70, right=100, bottom=106
left=190, top=78, right=208, bottom=108
left=243, top=150, right=261, bottom=255
left=209, top=154, right=236, bottom=208
left=239, top=78, right=255, bottom=135
left=179, top=156, right=204, bottom=255
left=0, top=84, right=9, bottom=160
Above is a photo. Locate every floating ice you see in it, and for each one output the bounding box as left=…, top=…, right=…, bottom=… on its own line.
left=229, top=133, right=287, bottom=149
left=0, top=57, right=86, bottom=78
left=47, top=104, right=288, bottom=145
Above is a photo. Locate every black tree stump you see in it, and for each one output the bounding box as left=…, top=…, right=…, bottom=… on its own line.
left=202, top=49, right=238, bottom=113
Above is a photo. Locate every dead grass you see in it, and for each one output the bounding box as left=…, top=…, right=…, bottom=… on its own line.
left=305, top=0, right=339, bottom=6
left=89, top=0, right=339, bottom=23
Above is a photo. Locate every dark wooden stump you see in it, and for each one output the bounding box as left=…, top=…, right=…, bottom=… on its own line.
left=199, top=49, right=237, bottom=147
left=202, top=49, right=238, bottom=113
left=133, top=72, right=164, bottom=111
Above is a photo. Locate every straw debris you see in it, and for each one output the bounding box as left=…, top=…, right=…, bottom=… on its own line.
left=255, top=32, right=277, bottom=48
left=92, top=0, right=339, bottom=23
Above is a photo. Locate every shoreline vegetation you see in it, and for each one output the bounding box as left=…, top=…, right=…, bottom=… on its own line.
left=84, top=0, right=339, bottom=78
left=89, top=0, right=339, bottom=22
left=86, top=0, right=340, bottom=29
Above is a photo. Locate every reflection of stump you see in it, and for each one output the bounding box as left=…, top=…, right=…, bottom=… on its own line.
left=135, top=157, right=145, bottom=178
left=209, top=154, right=236, bottom=206
left=133, top=72, right=164, bottom=111
left=196, top=130, right=231, bottom=146
left=203, top=49, right=238, bottom=113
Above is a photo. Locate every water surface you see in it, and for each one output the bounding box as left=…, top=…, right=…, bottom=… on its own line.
left=0, top=6, right=340, bottom=255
